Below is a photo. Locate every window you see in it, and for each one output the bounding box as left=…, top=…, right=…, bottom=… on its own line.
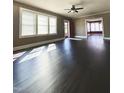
left=100, top=22, right=103, bottom=31
left=87, top=23, right=90, bottom=32
left=20, top=8, right=57, bottom=38
left=87, top=21, right=103, bottom=32
left=38, top=15, right=48, bottom=35
left=91, top=23, right=95, bottom=31
left=21, top=10, right=36, bottom=36
left=49, top=17, right=57, bottom=34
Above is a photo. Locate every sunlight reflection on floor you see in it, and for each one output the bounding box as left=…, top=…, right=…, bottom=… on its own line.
left=13, top=51, right=26, bottom=61
left=87, top=35, right=105, bottom=50
left=19, top=46, right=45, bottom=63
left=69, top=38, right=82, bottom=41
left=47, top=43, right=56, bottom=52
left=30, top=46, right=45, bottom=54
left=19, top=44, right=57, bottom=63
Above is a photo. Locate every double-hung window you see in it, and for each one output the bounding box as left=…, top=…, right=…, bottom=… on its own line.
left=38, top=15, right=48, bottom=35
left=49, top=17, right=57, bottom=34
left=21, top=10, right=36, bottom=36
left=87, top=21, right=103, bottom=32
left=20, top=8, right=57, bottom=38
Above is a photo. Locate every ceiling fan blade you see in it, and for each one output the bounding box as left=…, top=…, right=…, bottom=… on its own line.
left=64, top=9, right=71, bottom=10
left=75, top=8, right=84, bottom=10
left=68, top=10, right=71, bottom=13
left=75, top=10, right=78, bottom=13
left=64, top=5, right=84, bottom=13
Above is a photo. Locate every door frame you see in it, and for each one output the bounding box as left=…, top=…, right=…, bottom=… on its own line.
left=85, top=17, right=104, bottom=38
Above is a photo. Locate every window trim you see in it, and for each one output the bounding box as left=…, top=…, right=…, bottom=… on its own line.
left=19, top=8, right=57, bottom=38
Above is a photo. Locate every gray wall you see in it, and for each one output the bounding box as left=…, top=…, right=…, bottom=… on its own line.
left=74, top=13, right=110, bottom=38
left=13, top=1, right=71, bottom=47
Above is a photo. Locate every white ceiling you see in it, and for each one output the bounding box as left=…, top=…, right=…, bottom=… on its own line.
left=14, top=0, right=110, bottom=18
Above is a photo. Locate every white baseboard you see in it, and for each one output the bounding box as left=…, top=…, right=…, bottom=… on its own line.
left=75, top=36, right=87, bottom=38
left=13, top=38, right=64, bottom=51
left=104, top=37, right=110, bottom=40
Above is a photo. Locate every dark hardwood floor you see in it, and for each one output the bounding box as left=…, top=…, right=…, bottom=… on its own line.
left=13, top=35, right=110, bottom=93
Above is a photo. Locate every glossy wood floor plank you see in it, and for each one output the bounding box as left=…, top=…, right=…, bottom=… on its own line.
left=13, top=35, right=110, bottom=93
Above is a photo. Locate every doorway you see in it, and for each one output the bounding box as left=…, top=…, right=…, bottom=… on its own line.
left=64, top=20, right=70, bottom=38
left=85, top=18, right=104, bottom=38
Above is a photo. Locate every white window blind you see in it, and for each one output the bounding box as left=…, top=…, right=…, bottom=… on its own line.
left=87, top=21, right=103, bottom=32
left=21, top=10, right=36, bottom=36
left=100, top=22, right=103, bottom=31
left=87, top=23, right=90, bottom=32
left=20, top=8, right=57, bottom=38
left=91, top=23, right=95, bottom=31
left=38, top=15, right=48, bottom=35
left=49, top=17, right=57, bottom=34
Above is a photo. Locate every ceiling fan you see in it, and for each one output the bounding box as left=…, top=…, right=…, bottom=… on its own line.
left=64, top=5, right=84, bottom=13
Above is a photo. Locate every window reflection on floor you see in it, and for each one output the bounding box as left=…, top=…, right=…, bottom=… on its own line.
left=18, top=44, right=57, bottom=63
left=30, top=46, right=45, bottom=54
left=64, top=38, right=71, bottom=49
left=19, top=46, right=45, bottom=63
left=47, top=43, right=56, bottom=52
left=87, top=34, right=105, bottom=50
left=69, top=38, right=82, bottom=41
left=13, top=51, right=26, bottom=61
